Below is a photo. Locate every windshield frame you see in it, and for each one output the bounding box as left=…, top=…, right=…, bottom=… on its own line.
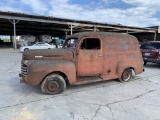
left=63, top=37, right=78, bottom=48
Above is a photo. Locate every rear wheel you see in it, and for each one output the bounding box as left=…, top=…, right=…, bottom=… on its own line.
left=41, top=74, right=66, bottom=95
left=119, top=68, right=132, bottom=82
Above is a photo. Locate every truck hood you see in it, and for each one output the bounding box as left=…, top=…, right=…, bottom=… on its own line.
left=22, top=48, right=74, bottom=61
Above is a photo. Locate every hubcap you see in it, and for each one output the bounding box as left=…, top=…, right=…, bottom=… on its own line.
left=47, top=81, right=59, bottom=92
left=123, top=70, right=130, bottom=81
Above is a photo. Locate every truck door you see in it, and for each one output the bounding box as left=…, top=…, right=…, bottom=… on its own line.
left=77, top=37, right=103, bottom=76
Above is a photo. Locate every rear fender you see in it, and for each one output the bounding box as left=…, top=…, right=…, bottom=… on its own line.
left=117, top=60, right=134, bottom=78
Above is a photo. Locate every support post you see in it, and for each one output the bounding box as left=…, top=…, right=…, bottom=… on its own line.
left=13, top=19, right=17, bottom=49
left=71, top=25, right=73, bottom=35
left=94, top=26, right=97, bottom=32
left=65, top=31, right=68, bottom=39
left=8, top=19, right=20, bottom=49
left=126, top=30, right=128, bottom=33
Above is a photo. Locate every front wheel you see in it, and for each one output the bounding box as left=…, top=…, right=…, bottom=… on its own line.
left=119, top=68, right=132, bottom=82
left=41, top=74, right=66, bottom=95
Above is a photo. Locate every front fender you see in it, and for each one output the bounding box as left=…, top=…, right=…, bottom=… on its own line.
left=23, top=60, right=76, bottom=85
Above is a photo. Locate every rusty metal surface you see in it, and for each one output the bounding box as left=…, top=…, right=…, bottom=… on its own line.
left=77, top=49, right=103, bottom=76
left=21, top=60, right=76, bottom=85
left=20, top=32, right=143, bottom=87
left=23, top=48, right=74, bottom=61
left=67, top=32, right=137, bottom=41
left=47, top=81, right=60, bottom=92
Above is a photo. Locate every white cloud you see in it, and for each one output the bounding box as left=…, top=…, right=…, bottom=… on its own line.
left=122, top=0, right=160, bottom=15
left=48, top=0, right=83, bottom=19
left=3, top=0, right=17, bottom=5
left=0, top=0, right=160, bottom=27
left=0, top=6, right=22, bottom=12
left=122, top=0, right=160, bottom=10
left=46, top=0, right=160, bottom=27
left=20, top=0, right=49, bottom=14
left=101, top=0, right=120, bottom=4
left=0, top=0, right=21, bottom=12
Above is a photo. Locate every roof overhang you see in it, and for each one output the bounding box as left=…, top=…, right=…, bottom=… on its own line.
left=0, top=11, right=156, bottom=36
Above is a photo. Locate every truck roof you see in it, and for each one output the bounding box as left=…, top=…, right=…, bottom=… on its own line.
left=69, top=32, right=136, bottom=40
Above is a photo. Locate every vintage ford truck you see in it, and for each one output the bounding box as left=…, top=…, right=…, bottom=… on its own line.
left=19, top=32, right=144, bottom=95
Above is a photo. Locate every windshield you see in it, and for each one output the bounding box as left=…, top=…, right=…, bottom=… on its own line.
left=140, top=42, right=160, bottom=49
left=63, top=38, right=78, bottom=48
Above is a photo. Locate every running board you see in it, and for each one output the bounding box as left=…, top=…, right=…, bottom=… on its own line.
left=74, top=77, right=102, bottom=85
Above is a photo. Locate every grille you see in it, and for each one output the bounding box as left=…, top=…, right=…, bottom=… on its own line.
left=21, top=63, right=28, bottom=76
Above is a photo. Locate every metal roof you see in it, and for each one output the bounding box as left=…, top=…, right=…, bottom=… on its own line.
left=0, top=11, right=156, bottom=36
left=69, top=31, right=136, bottom=39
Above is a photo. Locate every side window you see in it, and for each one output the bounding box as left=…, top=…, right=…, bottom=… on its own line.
left=80, top=38, right=101, bottom=50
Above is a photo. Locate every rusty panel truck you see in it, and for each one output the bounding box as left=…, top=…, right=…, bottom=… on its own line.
left=19, top=32, right=144, bottom=95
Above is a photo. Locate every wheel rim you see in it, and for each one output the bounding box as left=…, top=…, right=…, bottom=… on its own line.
left=47, top=81, right=60, bottom=92
left=122, top=69, right=131, bottom=81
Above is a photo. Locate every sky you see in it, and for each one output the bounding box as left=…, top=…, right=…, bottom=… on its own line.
left=0, top=0, right=160, bottom=27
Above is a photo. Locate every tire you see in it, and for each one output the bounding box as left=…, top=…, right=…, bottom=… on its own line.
left=119, top=68, right=132, bottom=82
left=24, top=48, right=29, bottom=52
left=41, top=74, right=66, bottom=95
left=144, top=62, right=147, bottom=65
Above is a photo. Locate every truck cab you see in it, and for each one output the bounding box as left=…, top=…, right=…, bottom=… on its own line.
left=20, top=32, right=144, bottom=95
